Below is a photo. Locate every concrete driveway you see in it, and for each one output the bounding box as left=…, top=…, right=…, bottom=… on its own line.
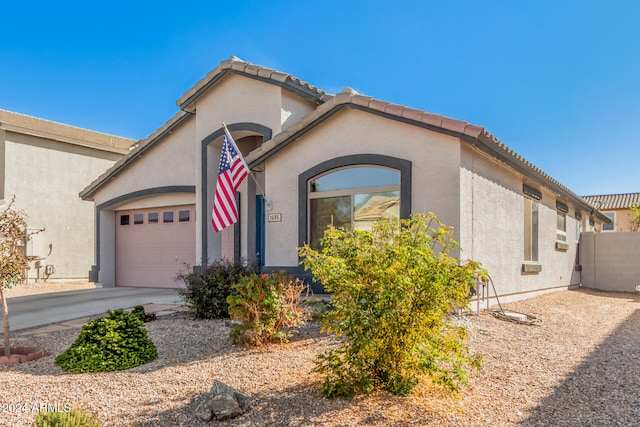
left=2, top=287, right=183, bottom=332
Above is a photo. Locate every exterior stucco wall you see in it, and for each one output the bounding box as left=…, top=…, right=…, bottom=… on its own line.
left=262, top=107, right=461, bottom=267
left=459, top=145, right=524, bottom=287
left=600, top=208, right=636, bottom=232
left=193, top=74, right=316, bottom=264
left=4, top=131, right=122, bottom=281
left=460, top=144, right=582, bottom=301
left=580, top=231, right=640, bottom=292
left=91, top=118, right=196, bottom=207
left=281, top=90, right=317, bottom=131
left=89, top=118, right=196, bottom=285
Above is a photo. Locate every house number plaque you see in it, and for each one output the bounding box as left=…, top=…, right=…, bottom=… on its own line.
left=267, top=213, right=282, bottom=222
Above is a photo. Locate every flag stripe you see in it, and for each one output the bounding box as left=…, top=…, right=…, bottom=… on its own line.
left=211, top=129, right=250, bottom=232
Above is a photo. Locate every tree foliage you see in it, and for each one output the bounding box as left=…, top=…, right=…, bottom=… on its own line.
left=0, top=197, right=29, bottom=290
left=631, top=202, right=640, bottom=232
left=299, top=213, right=482, bottom=398
left=0, top=197, right=33, bottom=357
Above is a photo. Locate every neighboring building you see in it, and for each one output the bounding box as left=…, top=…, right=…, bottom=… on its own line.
left=582, top=193, right=640, bottom=232
left=0, top=109, right=134, bottom=282
left=80, top=57, right=609, bottom=301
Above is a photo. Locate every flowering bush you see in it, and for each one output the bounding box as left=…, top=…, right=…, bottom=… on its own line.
left=226, top=271, right=310, bottom=346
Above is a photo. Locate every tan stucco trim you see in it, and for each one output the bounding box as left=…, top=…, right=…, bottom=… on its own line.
left=0, top=109, right=134, bottom=151
left=1, top=122, right=130, bottom=155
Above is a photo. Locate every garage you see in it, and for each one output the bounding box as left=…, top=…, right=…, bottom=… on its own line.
left=115, top=204, right=195, bottom=288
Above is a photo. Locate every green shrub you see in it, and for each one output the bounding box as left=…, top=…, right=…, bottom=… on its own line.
left=299, top=214, right=483, bottom=399
left=132, top=305, right=156, bottom=322
left=55, top=309, right=157, bottom=373
left=227, top=271, right=311, bottom=346
left=34, top=406, right=101, bottom=427
left=178, top=259, right=258, bottom=319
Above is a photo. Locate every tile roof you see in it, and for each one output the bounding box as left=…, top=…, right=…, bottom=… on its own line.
left=246, top=87, right=609, bottom=222
left=0, top=109, right=134, bottom=152
left=582, top=193, right=640, bottom=210
left=80, top=57, right=610, bottom=224
left=177, top=56, right=326, bottom=113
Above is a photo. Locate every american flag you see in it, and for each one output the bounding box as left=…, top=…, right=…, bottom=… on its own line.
left=211, top=129, right=249, bottom=232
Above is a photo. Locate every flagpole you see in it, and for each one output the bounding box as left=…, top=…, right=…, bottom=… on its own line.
left=222, top=123, right=268, bottom=202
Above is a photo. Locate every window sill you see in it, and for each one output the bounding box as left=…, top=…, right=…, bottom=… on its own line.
left=522, top=263, right=542, bottom=274
left=555, top=241, right=569, bottom=251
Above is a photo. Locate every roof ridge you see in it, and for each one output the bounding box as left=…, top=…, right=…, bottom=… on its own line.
left=0, top=108, right=134, bottom=142
left=327, top=89, right=595, bottom=206
left=247, top=86, right=607, bottom=220
left=583, top=192, right=640, bottom=197
left=177, top=57, right=326, bottom=112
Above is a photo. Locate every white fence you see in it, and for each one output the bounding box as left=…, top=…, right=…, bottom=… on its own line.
left=580, top=231, right=640, bottom=292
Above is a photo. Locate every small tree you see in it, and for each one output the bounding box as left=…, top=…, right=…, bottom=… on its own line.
left=630, top=202, right=640, bottom=232
left=299, top=213, right=482, bottom=398
left=0, top=197, right=32, bottom=357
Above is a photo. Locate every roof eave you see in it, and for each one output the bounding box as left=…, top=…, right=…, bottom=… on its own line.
left=80, top=111, right=192, bottom=200
left=177, top=58, right=325, bottom=113
left=0, top=122, right=131, bottom=155
left=246, top=98, right=609, bottom=223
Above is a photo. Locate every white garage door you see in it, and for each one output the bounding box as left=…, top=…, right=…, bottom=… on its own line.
left=115, top=205, right=195, bottom=288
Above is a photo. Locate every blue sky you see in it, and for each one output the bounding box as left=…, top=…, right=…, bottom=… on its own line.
left=2, top=1, right=638, bottom=196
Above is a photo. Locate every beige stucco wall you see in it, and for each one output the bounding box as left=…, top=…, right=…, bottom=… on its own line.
left=91, top=73, right=319, bottom=281
left=460, top=144, right=582, bottom=301
left=262, top=107, right=461, bottom=267
left=580, top=231, right=640, bottom=292
left=600, top=209, right=636, bottom=232
left=90, top=116, right=196, bottom=285
left=90, top=117, right=196, bottom=206
left=192, top=74, right=317, bottom=263
left=4, top=131, right=123, bottom=281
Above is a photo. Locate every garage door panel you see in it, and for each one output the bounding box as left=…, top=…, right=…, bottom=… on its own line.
left=116, top=205, right=195, bottom=288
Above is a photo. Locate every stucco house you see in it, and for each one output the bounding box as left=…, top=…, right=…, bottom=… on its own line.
left=0, top=109, right=134, bottom=282
left=79, top=56, right=609, bottom=300
left=582, top=193, right=640, bottom=232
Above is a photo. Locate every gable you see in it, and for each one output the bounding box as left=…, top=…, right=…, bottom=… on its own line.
left=177, top=56, right=324, bottom=113
left=82, top=112, right=196, bottom=204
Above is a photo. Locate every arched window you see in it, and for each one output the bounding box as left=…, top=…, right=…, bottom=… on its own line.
left=308, top=166, right=401, bottom=249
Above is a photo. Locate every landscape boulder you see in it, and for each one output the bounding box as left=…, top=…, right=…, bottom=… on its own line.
left=191, top=380, right=251, bottom=422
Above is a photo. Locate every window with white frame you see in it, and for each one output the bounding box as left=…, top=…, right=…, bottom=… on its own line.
left=308, top=166, right=400, bottom=250
left=556, top=201, right=569, bottom=242
left=556, top=212, right=567, bottom=242
left=602, top=212, right=615, bottom=231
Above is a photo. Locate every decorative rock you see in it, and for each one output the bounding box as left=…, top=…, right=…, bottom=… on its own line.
left=209, top=395, right=243, bottom=421
left=190, top=380, right=251, bottom=422
left=210, top=380, right=251, bottom=412
left=191, top=394, right=215, bottom=422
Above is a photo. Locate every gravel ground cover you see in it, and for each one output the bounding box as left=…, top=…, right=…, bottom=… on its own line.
left=1, top=287, right=639, bottom=426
